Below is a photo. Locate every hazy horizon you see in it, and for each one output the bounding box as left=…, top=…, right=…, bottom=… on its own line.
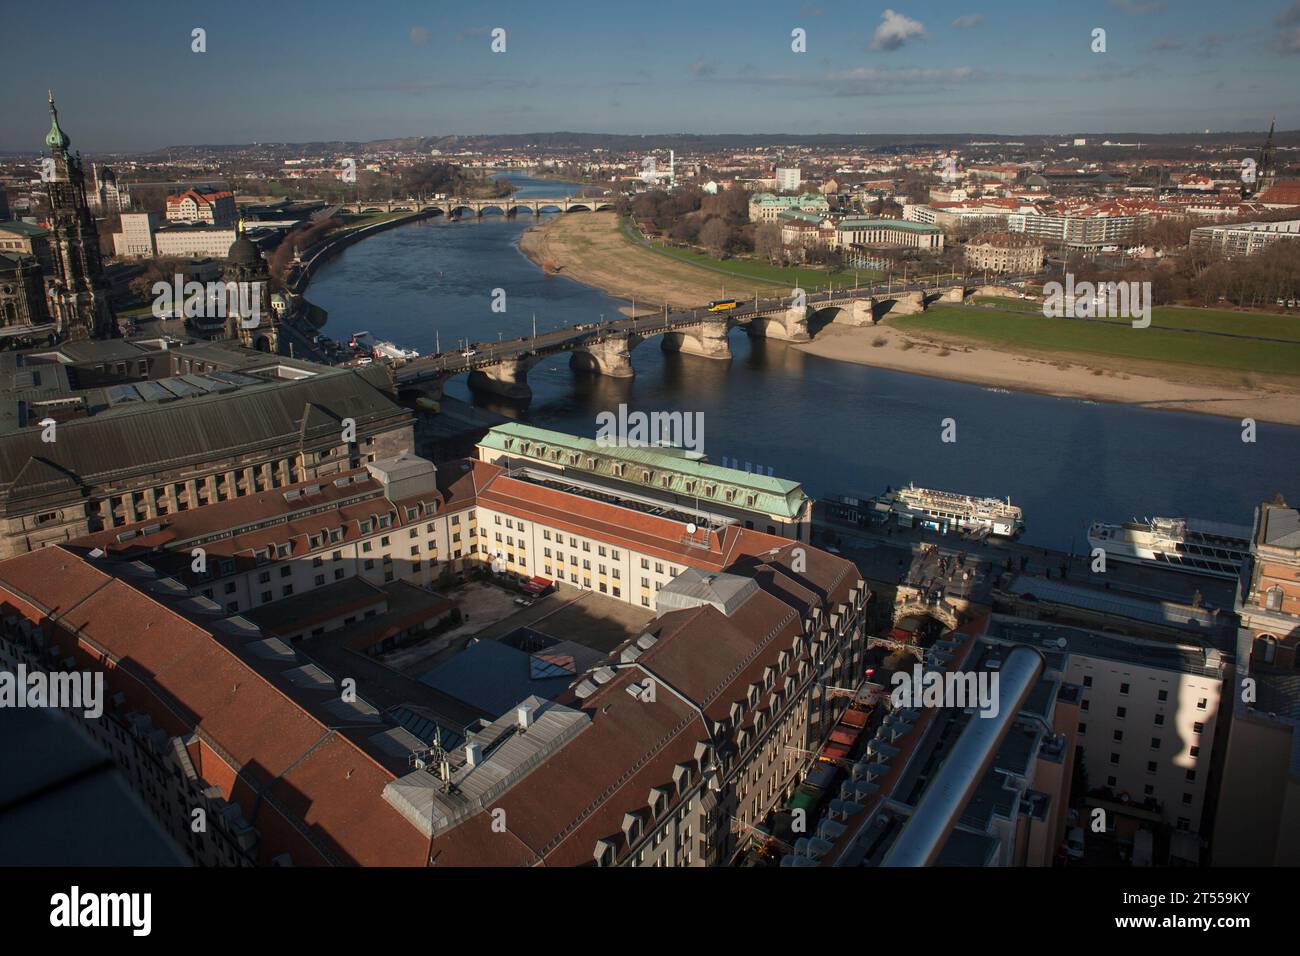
left=2, top=0, right=1297, bottom=152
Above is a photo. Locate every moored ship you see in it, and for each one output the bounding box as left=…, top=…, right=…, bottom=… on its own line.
left=1086, top=516, right=1251, bottom=580
left=371, top=339, right=420, bottom=361
left=877, top=483, right=1024, bottom=537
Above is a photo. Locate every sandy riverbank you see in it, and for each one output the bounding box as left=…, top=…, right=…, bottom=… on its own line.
left=518, top=210, right=783, bottom=311
left=798, top=323, right=1300, bottom=425
left=518, top=211, right=1300, bottom=426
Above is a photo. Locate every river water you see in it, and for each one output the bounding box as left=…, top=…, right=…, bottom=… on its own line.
left=307, top=174, right=1299, bottom=552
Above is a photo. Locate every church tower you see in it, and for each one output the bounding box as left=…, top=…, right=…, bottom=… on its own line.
left=223, top=223, right=277, bottom=352
left=1257, top=117, right=1277, bottom=196
left=42, top=92, right=115, bottom=341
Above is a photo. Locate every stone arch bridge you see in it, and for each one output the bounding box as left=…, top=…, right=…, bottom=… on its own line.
left=339, top=196, right=616, bottom=217
left=389, top=275, right=1034, bottom=401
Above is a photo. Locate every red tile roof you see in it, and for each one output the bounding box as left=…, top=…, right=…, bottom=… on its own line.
left=0, top=547, right=429, bottom=867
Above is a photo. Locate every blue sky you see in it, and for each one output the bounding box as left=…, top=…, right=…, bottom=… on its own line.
left=3, top=0, right=1298, bottom=151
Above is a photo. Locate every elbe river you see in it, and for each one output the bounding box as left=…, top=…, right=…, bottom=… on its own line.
left=307, top=174, right=1300, bottom=552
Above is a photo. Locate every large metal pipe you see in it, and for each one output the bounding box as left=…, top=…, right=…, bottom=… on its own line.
left=882, top=645, right=1045, bottom=867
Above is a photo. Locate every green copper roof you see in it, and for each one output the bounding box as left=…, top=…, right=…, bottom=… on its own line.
left=837, top=217, right=941, bottom=234
left=45, top=92, right=70, bottom=151
left=479, top=421, right=810, bottom=520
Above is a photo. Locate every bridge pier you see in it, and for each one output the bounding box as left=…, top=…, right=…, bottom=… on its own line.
left=468, top=358, right=534, bottom=400
left=878, top=290, right=926, bottom=318
left=829, top=298, right=876, bottom=327
left=661, top=320, right=731, bottom=360
left=937, top=286, right=969, bottom=304
left=751, top=306, right=811, bottom=342
left=572, top=333, right=636, bottom=377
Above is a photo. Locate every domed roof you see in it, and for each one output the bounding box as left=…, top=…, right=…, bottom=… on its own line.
left=227, top=234, right=259, bottom=265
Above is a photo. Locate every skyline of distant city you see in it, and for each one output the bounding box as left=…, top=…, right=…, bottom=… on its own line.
left=2, top=0, right=1298, bottom=151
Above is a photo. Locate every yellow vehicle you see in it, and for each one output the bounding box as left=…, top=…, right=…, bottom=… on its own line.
left=707, top=299, right=739, bottom=312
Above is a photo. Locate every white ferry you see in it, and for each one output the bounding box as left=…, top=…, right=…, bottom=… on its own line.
left=371, top=340, right=420, bottom=361
left=1087, top=516, right=1251, bottom=580
left=878, top=483, right=1024, bottom=537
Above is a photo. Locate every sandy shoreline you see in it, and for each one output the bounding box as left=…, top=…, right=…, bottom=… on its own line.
left=518, top=214, right=1300, bottom=426
left=518, top=212, right=783, bottom=309
left=796, top=324, right=1300, bottom=426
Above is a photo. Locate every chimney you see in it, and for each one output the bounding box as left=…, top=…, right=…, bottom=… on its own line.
left=517, top=702, right=536, bottom=731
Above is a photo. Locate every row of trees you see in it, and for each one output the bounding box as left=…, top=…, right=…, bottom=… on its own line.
left=1064, top=239, right=1300, bottom=310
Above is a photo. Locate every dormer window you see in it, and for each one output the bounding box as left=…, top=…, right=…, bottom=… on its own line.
left=673, top=762, right=694, bottom=794
left=648, top=786, right=671, bottom=819
left=621, top=812, right=642, bottom=846
left=593, top=839, right=616, bottom=867
left=693, top=741, right=713, bottom=766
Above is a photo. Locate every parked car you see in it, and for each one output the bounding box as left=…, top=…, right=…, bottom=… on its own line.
left=513, top=597, right=534, bottom=608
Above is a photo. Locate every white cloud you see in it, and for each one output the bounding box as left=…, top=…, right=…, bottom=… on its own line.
left=952, top=14, right=985, bottom=29
left=1109, top=0, right=1166, bottom=13
left=871, top=9, right=927, bottom=51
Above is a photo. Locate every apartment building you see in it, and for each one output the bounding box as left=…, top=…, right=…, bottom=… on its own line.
left=775, top=167, right=802, bottom=191
left=153, top=225, right=239, bottom=259
left=1189, top=218, right=1300, bottom=258
left=1007, top=207, right=1146, bottom=250
left=112, top=211, right=156, bottom=258
left=166, top=188, right=237, bottom=227
left=1213, top=502, right=1300, bottom=865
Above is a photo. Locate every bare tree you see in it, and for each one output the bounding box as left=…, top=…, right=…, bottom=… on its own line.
left=699, top=217, right=732, bottom=258
left=754, top=223, right=783, bottom=264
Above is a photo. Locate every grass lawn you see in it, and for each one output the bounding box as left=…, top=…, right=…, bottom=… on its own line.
left=895, top=305, right=1300, bottom=378
left=633, top=232, right=882, bottom=290
left=1149, top=306, right=1300, bottom=341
